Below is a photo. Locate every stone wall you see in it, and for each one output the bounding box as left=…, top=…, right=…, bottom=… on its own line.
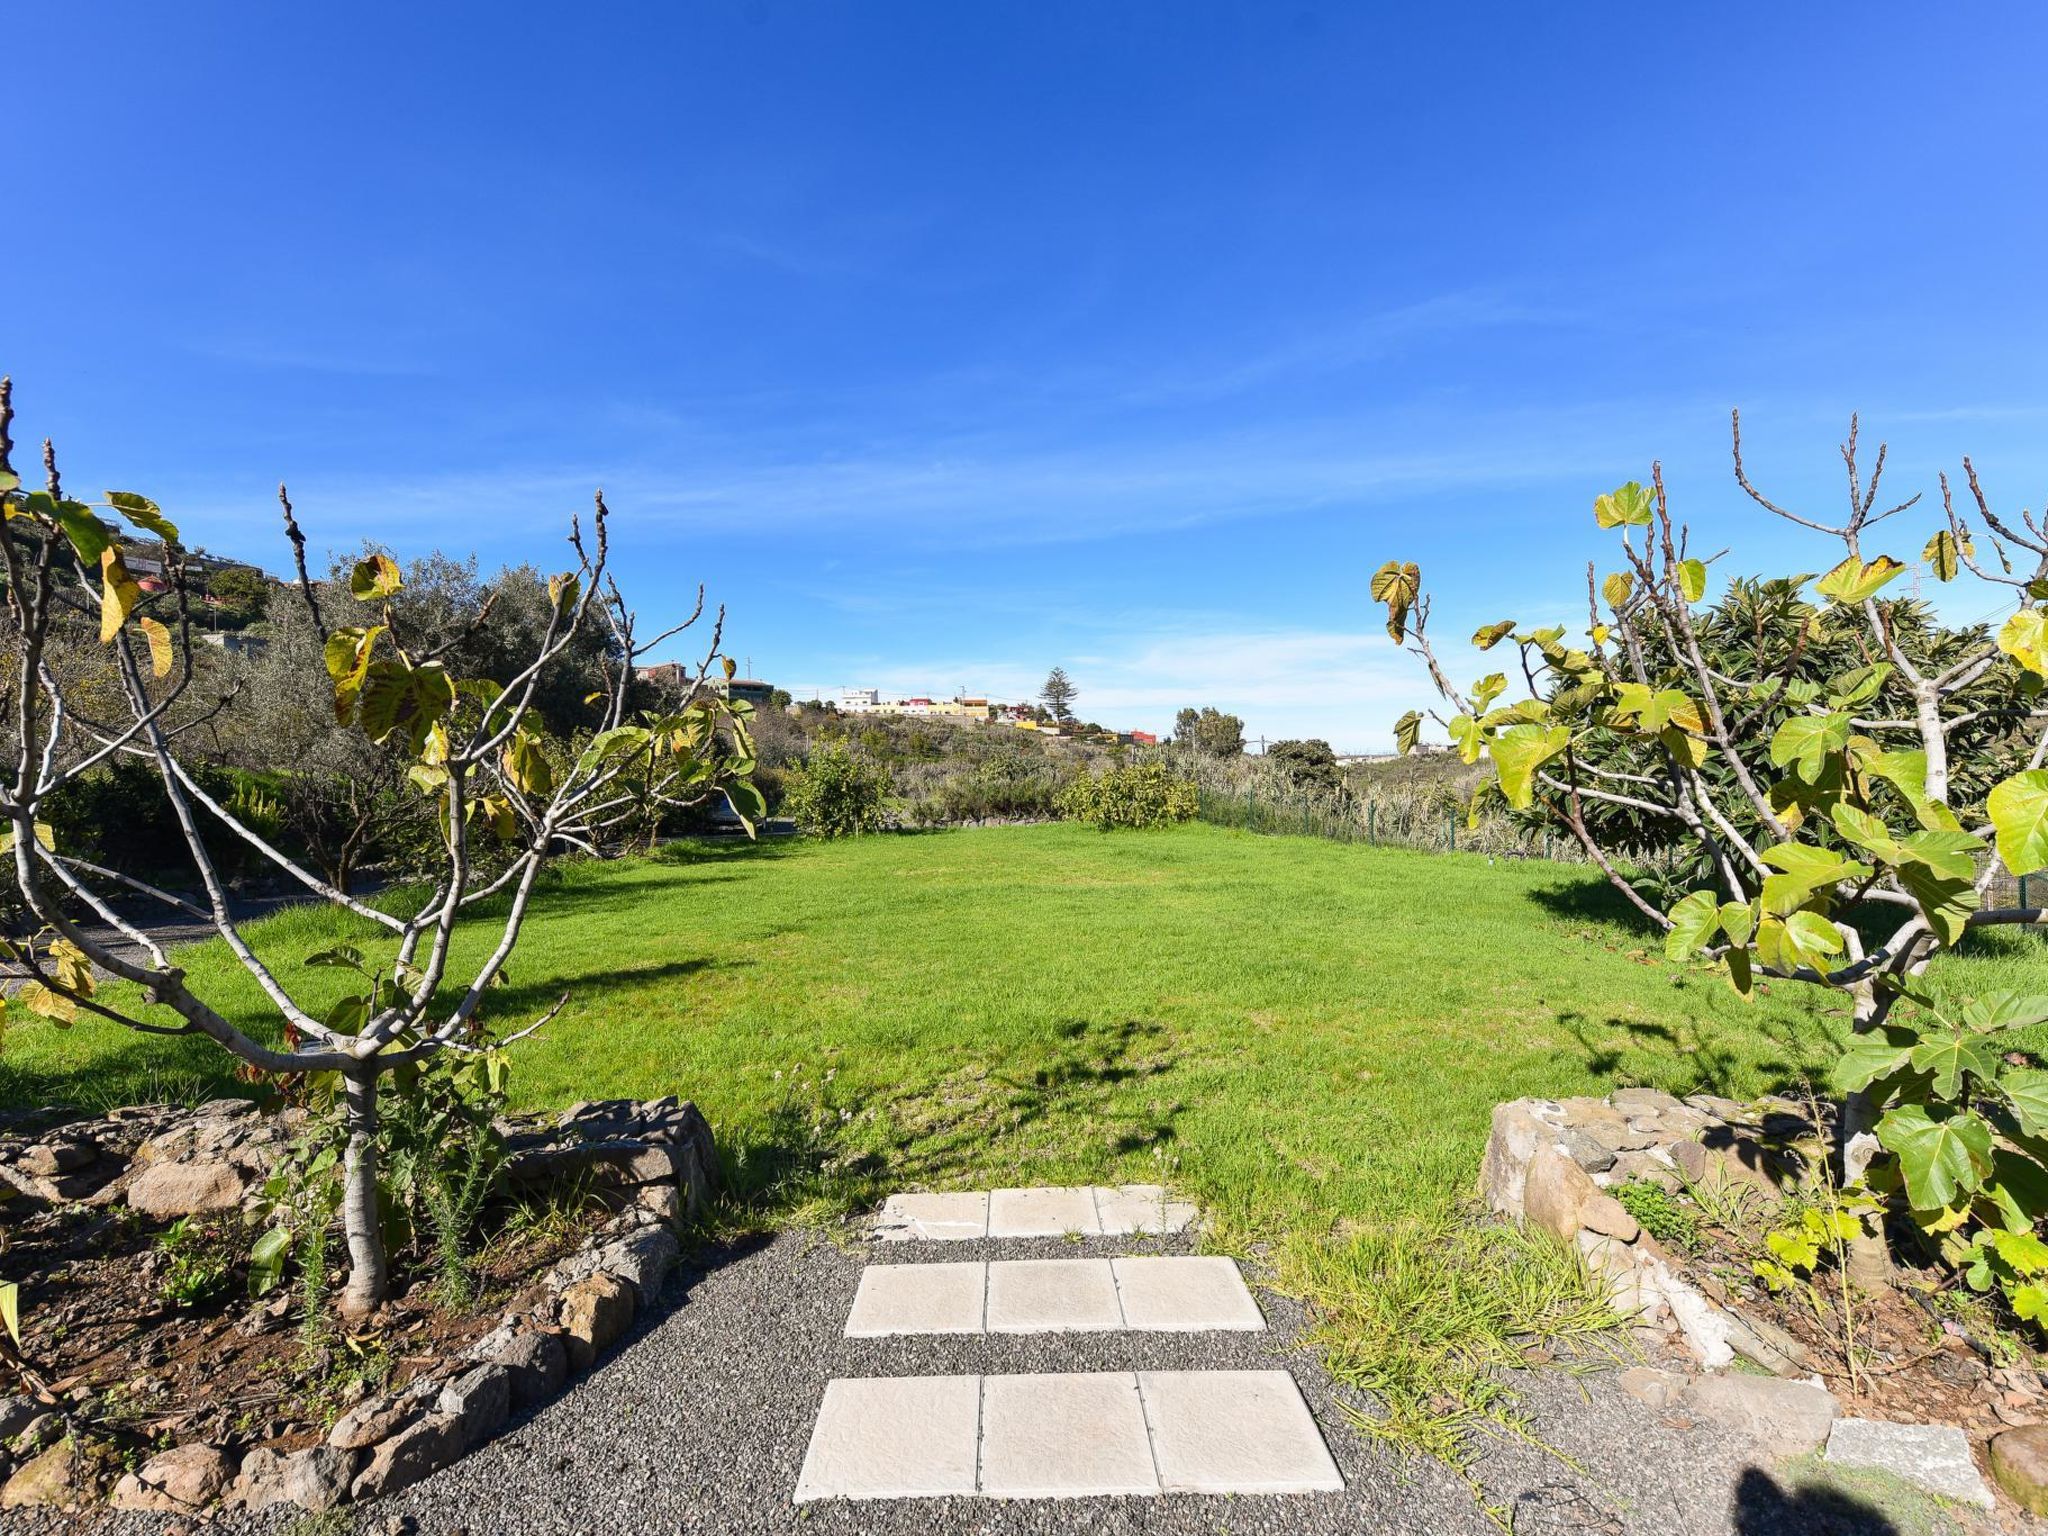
left=1480, top=1089, right=1818, bottom=1374
left=0, top=1095, right=719, bottom=1516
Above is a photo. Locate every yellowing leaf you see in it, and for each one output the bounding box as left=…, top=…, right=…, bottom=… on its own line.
left=137, top=616, right=173, bottom=677
left=99, top=547, right=142, bottom=643
left=1472, top=619, right=1516, bottom=650
left=1678, top=558, right=1707, bottom=603
left=1393, top=710, right=1421, bottom=756
left=1999, top=609, right=2048, bottom=677
left=18, top=981, right=76, bottom=1023
left=1593, top=481, right=1654, bottom=529
left=324, top=625, right=385, bottom=724
left=349, top=553, right=403, bottom=601
left=106, top=490, right=180, bottom=543
left=501, top=729, right=555, bottom=796
left=1489, top=723, right=1571, bottom=810
left=1601, top=571, right=1633, bottom=609
left=1369, top=561, right=1421, bottom=643
left=48, top=938, right=94, bottom=996
left=1815, top=553, right=1906, bottom=606
left=1989, top=769, right=2048, bottom=876
left=1659, top=724, right=1709, bottom=768
left=1447, top=713, right=1484, bottom=764
left=1923, top=528, right=1960, bottom=581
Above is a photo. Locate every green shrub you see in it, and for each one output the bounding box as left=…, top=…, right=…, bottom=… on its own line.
left=930, top=749, right=1071, bottom=824
left=156, top=1217, right=236, bottom=1308
left=785, top=743, right=893, bottom=837
left=1058, top=760, right=1198, bottom=830
left=1613, top=1177, right=1699, bottom=1251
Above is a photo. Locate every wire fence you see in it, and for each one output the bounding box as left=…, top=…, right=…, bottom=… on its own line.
left=1197, top=784, right=2048, bottom=931
left=1194, top=785, right=1594, bottom=863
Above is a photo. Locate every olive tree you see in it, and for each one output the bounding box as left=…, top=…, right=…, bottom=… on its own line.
left=0, top=377, right=762, bottom=1316
left=1380, top=415, right=2048, bottom=1292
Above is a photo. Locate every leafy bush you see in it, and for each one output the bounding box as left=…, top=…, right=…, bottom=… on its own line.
left=1265, top=738, right=1341, bottom=794
left=1613, top=1178, right=1700, bottom=1251
left=1058, top=760, right=1198, bottom=830
left=921, top=748, right=1072, bottom=825
left=785, top=743, right=893, bottom=837
left=1837, top=984, right=2048, bottom=1324
left=34, top=759, right=266, bottom=881
left=156, top=1217, right=236, bottom=1308
left=1381, top=421, right=2048, bottom=1312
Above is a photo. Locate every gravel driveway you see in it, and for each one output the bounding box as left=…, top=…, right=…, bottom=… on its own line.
left=375, top=1228, right=1944, bottom=1536
left=39, top=1224, right=1982, bottom=1536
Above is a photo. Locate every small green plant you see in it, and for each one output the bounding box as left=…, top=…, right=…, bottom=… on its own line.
left=1836, top=984, right=2048, bottom=1326
left=296, top=1213, right=335, bottom=1368
left=785, top=742, right=893, bottom=837
left=420, top=1119, right=499, bottom=1310
left=1752, top=1181, right=1882, bottom=1393
left=1057, top=759, right=1198, bottom=830
left=371, top=1052, right=510, bottom=1312
left=1613, top=1177, right=1700, bottom=1251
left=1675, top=1163, right=1768, bottom=1245
left=156, top=1218, right=234, bottom=1309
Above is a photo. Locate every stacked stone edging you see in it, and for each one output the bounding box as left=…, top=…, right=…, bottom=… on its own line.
left=1482, top=1090, right=2023, bottom=1508
left=0, top=1095, right=717, bottom=1516
left=1480, top=1088, right=1819, bottom=1373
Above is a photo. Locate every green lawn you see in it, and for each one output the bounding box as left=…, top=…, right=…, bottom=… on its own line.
left=10, top=821, right=2044, bottom=1231
left=10, top=821, right=2044, bottom=1469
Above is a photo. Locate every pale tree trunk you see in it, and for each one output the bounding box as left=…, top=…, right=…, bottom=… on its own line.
left=1839, top=982, right=1888, bottom=1154
left=339, top=1068, right=389, bottom=1318
left=1842, top=980, right=1894, bottom=1288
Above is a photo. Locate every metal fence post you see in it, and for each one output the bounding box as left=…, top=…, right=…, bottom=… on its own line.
left=1448, top=810, right=1456, bottom=852
left=1367, top=802, right=1376, bottom=843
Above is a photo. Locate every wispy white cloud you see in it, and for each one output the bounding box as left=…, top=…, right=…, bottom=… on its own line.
left=188, top=399, right=1656, bottom=559
left=790, top=623, right=1479, bottom=752
left=1100, top=289, right=1580, bottom=407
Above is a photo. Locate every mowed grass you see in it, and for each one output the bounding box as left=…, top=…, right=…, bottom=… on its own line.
left=9, top=820, right=2045, bottom=1227
left=9, top=821, right=2045, bottom=1478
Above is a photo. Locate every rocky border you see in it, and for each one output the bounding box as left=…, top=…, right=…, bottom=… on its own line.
left=0, top=1095, right=718, bottom=1517
left=1482, top=1089, right=2022, bottom=1511
left=1480, top=1088, right=1821, bottom=1374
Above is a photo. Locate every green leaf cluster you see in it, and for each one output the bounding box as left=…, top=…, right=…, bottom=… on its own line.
left=1835, top=985, right=2048, bottom=1324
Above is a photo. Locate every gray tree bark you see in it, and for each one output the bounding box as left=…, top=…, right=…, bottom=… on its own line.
left=340, top=1069, right=389, bottom=1317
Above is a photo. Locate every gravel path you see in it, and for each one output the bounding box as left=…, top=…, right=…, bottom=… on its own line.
left=39, top=1226, right=1982, bottom=1536
left=377, top=1230, right=1929, bottom=1536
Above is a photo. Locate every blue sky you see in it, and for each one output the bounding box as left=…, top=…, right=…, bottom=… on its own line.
left=10, top=5, right=2048, bottom=747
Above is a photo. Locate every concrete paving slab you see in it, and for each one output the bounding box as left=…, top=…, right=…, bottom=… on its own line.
left=988, top=1186, right=1103, bottom=1238
left=793, top=1375, right=982, bottom=1503
left=845, top=1262, right=987, bottom=1337
left=873, top=1191, right=989, bottom=1242
left=1093, top=1184, right=1198, bottom=1235
left=1825, top=1417, right=1993, bottom=1508
left=978, top=1372, right=1159, bottom=1499
left=1111, top=1256, right=1265, bottom=1332
left=986, top=1258, right=1125, bottom=1334
left=1138, top=1370, right=1345, bottom=1494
